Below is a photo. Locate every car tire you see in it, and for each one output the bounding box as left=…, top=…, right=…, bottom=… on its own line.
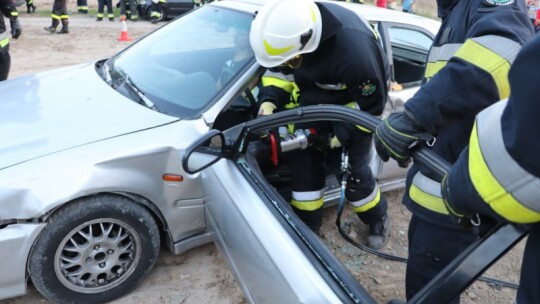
left=28, top=194, right=160, bottom=304
left=146, top=6, right=167, bottom=22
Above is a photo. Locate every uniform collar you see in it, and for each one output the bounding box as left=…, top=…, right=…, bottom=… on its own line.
left=316, top=2, right=343, bottom=43
left=437, top=0, right=459, bottom=19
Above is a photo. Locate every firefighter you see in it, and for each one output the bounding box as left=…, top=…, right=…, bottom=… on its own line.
left=250, top=0, right=392, bottom=249
left=0, top=0, right=21, bottom=81
left=96, top=0, right=115, bottom=21
left=25, top=0, right=36, bottom=13
left=77, top=0, right=88, bottom=14
left=120, top=0, right=138, bottom=22
left=149, top=0, right=166, bottom=24
left=373, top=0, right=534, bottom=302
left=44, top=0, right=69, bottom=34
left=442, top=33, right=540, bottom=304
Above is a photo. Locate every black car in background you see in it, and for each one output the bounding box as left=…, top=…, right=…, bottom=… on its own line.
left=137, top=0, right=213, bottom=22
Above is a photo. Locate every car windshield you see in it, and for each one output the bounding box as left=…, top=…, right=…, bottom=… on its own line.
left=110, top=6, right=254, bottom=118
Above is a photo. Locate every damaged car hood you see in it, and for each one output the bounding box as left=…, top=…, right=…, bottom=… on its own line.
left=0, top=63, right=178, bottom=170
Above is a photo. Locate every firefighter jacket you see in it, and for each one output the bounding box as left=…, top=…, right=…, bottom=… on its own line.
left=257, top=1, right=389, bottom=144
left=0, top=0, right=18, bottom=53
left=402, top=0, right=534, bottom=228
left=446, top=34, right=540, bottom=224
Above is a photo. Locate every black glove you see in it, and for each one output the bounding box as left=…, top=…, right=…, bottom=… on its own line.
left=307, top=131, right=331, bottom=150
left=10, top=20, right=21, bottom=39
left=375, top=111, right=434, bottom=168
left=442, top=173, right=499, bottom=236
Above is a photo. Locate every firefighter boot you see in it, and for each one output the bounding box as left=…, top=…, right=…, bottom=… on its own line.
left=57, top=20, right=69, bottom=34
left=366, top=214, right=391, bottom=250
left=27, top=3, right=36, bottom=13
left=44, top=26, right=56, bottom=33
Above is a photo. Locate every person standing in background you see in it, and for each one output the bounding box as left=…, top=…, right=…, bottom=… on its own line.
left=77, top=0, right=88, bottom=14
left=120, top=0, right=138, bottom=21
left=44, top=0, right=69, bottom=34
left=0, top=0, right=22, bottom=81
left=25, top=0, right=36, bottom=13
left=97, top=0, right=115, bottom=21
left=402, top=0, right=414, bottom=13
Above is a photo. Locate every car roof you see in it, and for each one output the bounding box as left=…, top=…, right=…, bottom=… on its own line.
left=211, top=0, right=440, bottom=35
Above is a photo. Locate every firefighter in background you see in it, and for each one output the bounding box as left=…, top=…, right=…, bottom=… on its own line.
left=251, top=0, right=392, bottom=249
left=0, top=0, right=21, bottom=81
left=44, top=0, right=69, bottom=34
left=25, top=0, right=36, bottom=13
left=96, top=0, right=115, bottom=21
left=374, top=0, right=534, bottom=302
left=120, top=0, right=138, bottom=21
left=149, top=0, right=166, bottom=24
left=442, top=33, right=540, bottom=304
left=77, top=0, right=88, bottom=14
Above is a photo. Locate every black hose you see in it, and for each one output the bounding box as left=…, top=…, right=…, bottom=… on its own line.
left=335, top=202, right=519, bottom=290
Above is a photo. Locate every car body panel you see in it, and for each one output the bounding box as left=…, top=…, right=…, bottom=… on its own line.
left=0, top=224, right=45, bottom=300
left=0, top=63, right=178, bottom=170
left=0, top=0, right=441, bottom=301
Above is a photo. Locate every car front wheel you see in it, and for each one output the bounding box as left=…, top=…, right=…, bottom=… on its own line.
left=28, top=195, right=160, bottom=304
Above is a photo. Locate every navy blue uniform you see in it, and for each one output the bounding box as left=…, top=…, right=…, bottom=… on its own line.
left=257, top=1, right=390, bottom=236
left=400, top=0, right=534, bottom=301
left=447, top=31, right=540, bottom=304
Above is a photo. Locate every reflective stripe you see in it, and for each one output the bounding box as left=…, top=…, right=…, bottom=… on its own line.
left=350, top=187, right=381, bottom=212
left=344, top=102, right=372, bottom=133
left=455, top=35, right=520, bottom=99
left=52, top=14, right=61, bottom=19
left=11, top=12, right=18, bottom=17
left=469, top=100, right=540, bottom=223
left=292, top=189, right=324, bottom=201
left=425, top=44, right=461, bottom=79
left=291, top=189, right=324, bottom=211
left=315, top=82, right=347, bottom=90
left=262, top=76, right=294, bottom=93
left=409, top=172, right=448, bottom=214
left=0, top=32, right=8, bottom=48
left=264, top=39, right=294, bottom=56
left=428, top=44, right=462, bottom=62
left=425, top=61, right=447, bottom=80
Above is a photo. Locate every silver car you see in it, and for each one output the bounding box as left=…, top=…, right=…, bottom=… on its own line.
left=0, top=1, right=440, bottom=302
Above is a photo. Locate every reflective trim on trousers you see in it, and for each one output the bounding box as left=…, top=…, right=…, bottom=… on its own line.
left=350, top=187, right=381, bottom=213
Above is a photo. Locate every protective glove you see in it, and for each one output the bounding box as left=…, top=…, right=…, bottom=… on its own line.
left=257, top=101, right=276, bottom=116
left=374, top=111, right=434, bottom=168
left=10, top=20, right=22, bottom=39
left=307, top=132, right=342, bottom=150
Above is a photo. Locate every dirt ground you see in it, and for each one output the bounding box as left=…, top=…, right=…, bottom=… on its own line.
left=4, top=2, right=526, bottom=304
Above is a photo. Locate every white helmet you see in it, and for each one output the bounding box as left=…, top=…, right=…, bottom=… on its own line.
left=250, top=0, right=323, bottom=68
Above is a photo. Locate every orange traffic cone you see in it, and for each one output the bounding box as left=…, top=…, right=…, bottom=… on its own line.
left=117, top=16, right=132, bottom=42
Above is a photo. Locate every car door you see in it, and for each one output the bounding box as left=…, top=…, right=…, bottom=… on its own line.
left=372, top=21, right=437, bottom=188
left=183, top=106, right=382, bottom=303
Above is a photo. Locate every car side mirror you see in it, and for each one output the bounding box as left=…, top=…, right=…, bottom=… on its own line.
left=183, top=129, right=225, bottom=174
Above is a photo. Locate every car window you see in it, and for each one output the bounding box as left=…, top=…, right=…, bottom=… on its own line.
left=111, top=6, right=254, bottom=118
left=387, top=25, right=433, bottom=85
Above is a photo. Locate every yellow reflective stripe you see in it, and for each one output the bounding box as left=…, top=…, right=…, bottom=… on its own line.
left=264, top=39, right=294, bottom=56
left=291, top=198, right=324, bottom=211
left=351, top=188, right=381, bottom=213
left=409, top=183, right=449, bottom=214
left=11, top=12, right=18, bottom=17
left=343, top=102, right=372, bottom=133
left=454, top=40, right=511, bottom=99
left=425, top=61, right=447, bottom=79
left=52, top=14, right=61, bottom=19
left=0, top=32, right=8, bottom=48
left=469, top=123, right=540, bottom=223
left=310, top=6, right=316, bottom=21
left=261, top=76, right=294, bottom=93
